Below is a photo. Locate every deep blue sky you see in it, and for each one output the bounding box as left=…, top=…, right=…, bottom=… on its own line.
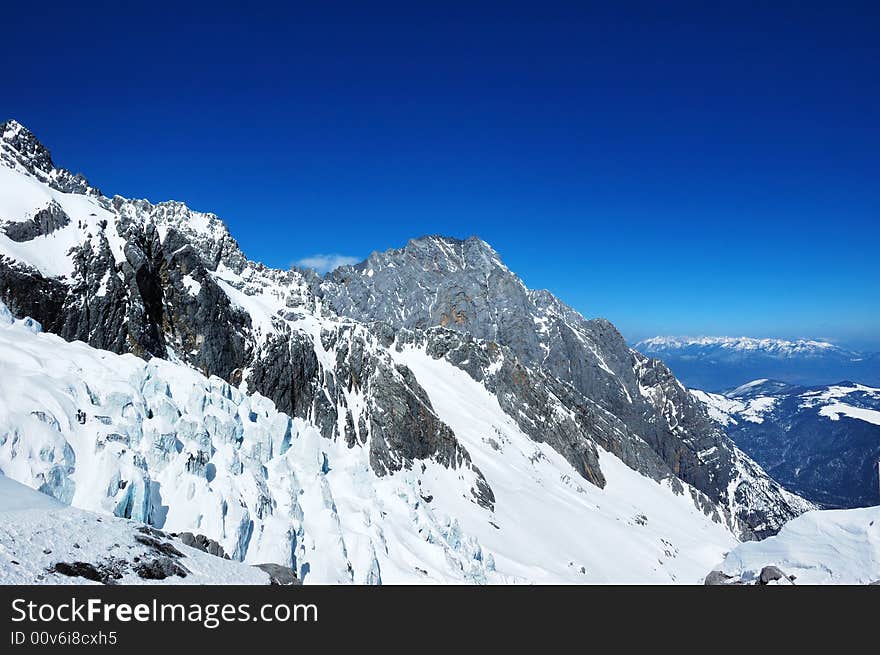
left=4, top=2, right=878, bottom=347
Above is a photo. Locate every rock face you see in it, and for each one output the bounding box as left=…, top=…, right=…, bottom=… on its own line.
left=3, top=200, right=70, bottom=241
left=254, top=563, right=300, bottom=585
left=64, top=217, right=253, bottom=374
left=703, top=565, right=793, bottom=586
left=177, top=532, right=229, bottom=559
left=321, top=236, right=811, bottom=537
left=703, top=570, right=734, bottom=586
left=0, top=120, right=93, bottom=195
left=0, top=262, right=67, bottom=336
left=246, top=325, right=493, bottom=508
left=759, top=565, right=787, bottom=584
left=0, top=117, right=809, bottom=573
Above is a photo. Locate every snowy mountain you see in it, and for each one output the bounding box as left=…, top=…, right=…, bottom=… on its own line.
left=0, top=119, right=811, bottom=583
left=693, top=380, right=880, bottom=508
left=636, top=336, right=880, bottom=391
left=320, top=237, right=811, bottom=539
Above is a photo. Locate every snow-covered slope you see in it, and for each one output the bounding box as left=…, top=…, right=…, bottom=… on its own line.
left=709, top=505, right=880, bottom=585
left=800, top=383, right=880, bottom=426
left=0, top=475, right=272, bottom=585
left=690, top=387, right=781, bottom=426
left=391, top=347, right=737, bottom=582
left=693, top=380, right=880, bottom=508
left=0, top=304, right=483, bottom=583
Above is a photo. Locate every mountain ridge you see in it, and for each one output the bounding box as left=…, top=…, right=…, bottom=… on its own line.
left=637, top=335, right=850, bottom=355
left=0, top=119, right=813, bottom=582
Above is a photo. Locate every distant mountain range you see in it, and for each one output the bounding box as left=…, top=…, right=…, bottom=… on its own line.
left=693, top=380, right=880, bottom=508
left=636, top=336, right=880, bottom=391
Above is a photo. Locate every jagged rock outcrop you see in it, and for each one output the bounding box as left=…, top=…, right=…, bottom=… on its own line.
left=254, top=563, right=300, bottom=585
left=176, top=532, right=229, bottom=559
left=248, top=323, right=494, bottom=508
left=1, top=120, right=93, bottom=195
left=0, top=260, right=67, bottom=334
left=2, top=200, right=70, bottom=241
left=759, top=565, right=788, bottom=584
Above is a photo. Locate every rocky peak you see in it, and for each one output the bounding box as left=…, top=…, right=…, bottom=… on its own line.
left=1, top=119, right=56, bottom=175
left=335, top=235, right=510, bottom=280
left=323, top=233, right=531, bottom=337
left=322, top=235, right=622, bottom=380
left=1, top=119, right=94, bottom=195
left=321, top=237, right=812, bottom=538
left=401, top=235, right=508, bottom=273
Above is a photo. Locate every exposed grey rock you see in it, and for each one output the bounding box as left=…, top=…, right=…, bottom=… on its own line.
left=759, top=565, right=787, bottom=584
left=704, top=570, right=734, bottom=585
left=0, top=257, right=67, bottom=332
left=1, top=218, right=254, bottom=380
left=134, top=534, right=186, bottom=558
left=2, top=200, right=70, bottom=241
left=136, top=525, right=168, bottom=539
left=321, top=236, right=809, bottom=538
left=1, top=120, right=55, bottom=176
left=1, top=120, right=95, bottom=195
left=135, top=556, right=189, bottom=580
left=51, top=561, right=123, bottom=584
left=248, top=325, right=495, bottom=509
left=254, top=563, right=300, bottom=585
left=177, top=532, right=229, bottom=559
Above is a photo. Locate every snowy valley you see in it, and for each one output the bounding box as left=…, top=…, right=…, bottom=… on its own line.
left=693, top=380, right=880, bottom=508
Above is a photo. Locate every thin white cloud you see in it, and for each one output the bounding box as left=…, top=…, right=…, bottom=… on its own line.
left=293, top=253, right=360, bottom=274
